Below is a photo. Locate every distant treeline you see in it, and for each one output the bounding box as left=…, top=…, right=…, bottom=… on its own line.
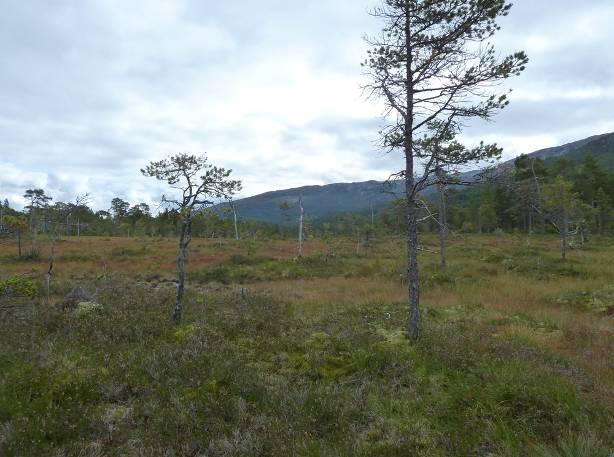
left=1, top=154, right=613, bottom=246
left=420, top=154, right=614, bottom=237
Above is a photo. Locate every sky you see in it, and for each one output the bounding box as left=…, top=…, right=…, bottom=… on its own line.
left=1, top=0, right=613, bottom=210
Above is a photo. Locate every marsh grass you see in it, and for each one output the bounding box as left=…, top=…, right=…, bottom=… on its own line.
left=0, top=234, right=612, bottom=455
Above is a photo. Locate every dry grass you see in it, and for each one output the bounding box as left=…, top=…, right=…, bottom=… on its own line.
left=1, top=233, right=613, bottom=455
left=0, top=236, right=327, bottom=279
left=1, top=233, right=612, bottom=400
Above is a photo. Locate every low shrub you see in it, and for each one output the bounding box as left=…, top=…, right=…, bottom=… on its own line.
left=553, top=288, right=614, bottom=314
left=188, top=254, right=352, bottom=284
left=0, top=275, right=38, bottom=299
left=502, top=255, right=585, bottom=279
left=110, top=246, right=148, bottom=258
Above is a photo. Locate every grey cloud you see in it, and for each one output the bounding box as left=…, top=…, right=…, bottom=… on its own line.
left=483, top=96, right=614, bottom=137
left=1, top=0, right=613, bottom=210
left=298, top=117, right=401, bottom=172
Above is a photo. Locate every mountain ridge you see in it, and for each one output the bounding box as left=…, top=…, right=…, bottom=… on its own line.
left=525, top=132, right=614, bottom=161
left=220, top=132, right=614, bottom=224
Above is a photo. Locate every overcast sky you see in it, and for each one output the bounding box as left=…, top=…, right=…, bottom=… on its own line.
left=1, top=0, right=613, bottom=210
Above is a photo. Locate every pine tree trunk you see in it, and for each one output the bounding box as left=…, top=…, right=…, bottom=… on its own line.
left=233, top=206, right=239, bottom=241
left=438, top=181, right=447, bottom=269
left=298, top=196, right=304, bottom=257
left=407, top=194, right=420, bottom=341
left=173, top=218, right=190, bottom=323
left=44, top=234, right=57, bottom=320
left=405, top=2, right=420, bottom=342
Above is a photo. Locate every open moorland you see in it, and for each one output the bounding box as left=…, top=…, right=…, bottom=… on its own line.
left=1, top=234, right=613, bottom=456
left=2, top=0, right=614, bottom=456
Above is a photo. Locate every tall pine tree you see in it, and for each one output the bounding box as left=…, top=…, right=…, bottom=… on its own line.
left=363, top=0, right=528, bottom=340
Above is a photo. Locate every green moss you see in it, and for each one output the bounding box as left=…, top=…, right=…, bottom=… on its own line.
left=0, top=275, right=38, bottom=299
left=496, top=313, right=560, bottom=332
left=553, top=287, right=614, bottom=314
left=0, top=247, right=612, bottom=456
left=501, top=255, right=586, bottom=279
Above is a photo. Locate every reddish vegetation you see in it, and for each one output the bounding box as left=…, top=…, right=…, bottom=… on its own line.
left=0, top=237, right=328, bottom=279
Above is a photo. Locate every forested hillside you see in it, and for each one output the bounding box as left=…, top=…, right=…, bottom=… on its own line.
left=423, top=151, right=614, bottom=237
left=2, top=133, right=613, bottom=244
left=215, top=180, right=403, bottom=225
left=526, top=132, right=614, bottom=167
left=213, top=132, right=614, bottom=225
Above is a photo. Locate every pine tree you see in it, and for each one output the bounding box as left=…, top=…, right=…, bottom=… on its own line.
left=363, top=0, right=527, bottom=340
left=142, top=154, right=241, bottom=323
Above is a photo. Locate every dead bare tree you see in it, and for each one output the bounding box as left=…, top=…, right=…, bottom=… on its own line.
left=44, top=234, right=56, bottom=313
left=423, top=122, right=502, bottom=268
left=229, top=200, right=240, bottom=241
left=297, top=195, right=305, bottom=257
left=40, top=216, right=62, bottom=321
left=505, top=160, right=587, bottom=258
left=41, top=195, right=82, bottom=316
left=436, top=168, right=448, bottom=268
left=507, top=155, right=548, bottom=234
left=71, top=194, right=91, bottom=237
left=363, top=0, right=527, bottom=340
left=542, top=177, right=586, bottom=260
left=142, top=154, right=241, bottom=323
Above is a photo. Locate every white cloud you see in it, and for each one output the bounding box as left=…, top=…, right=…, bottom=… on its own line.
left=0, top=0, right=612, bottom=210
